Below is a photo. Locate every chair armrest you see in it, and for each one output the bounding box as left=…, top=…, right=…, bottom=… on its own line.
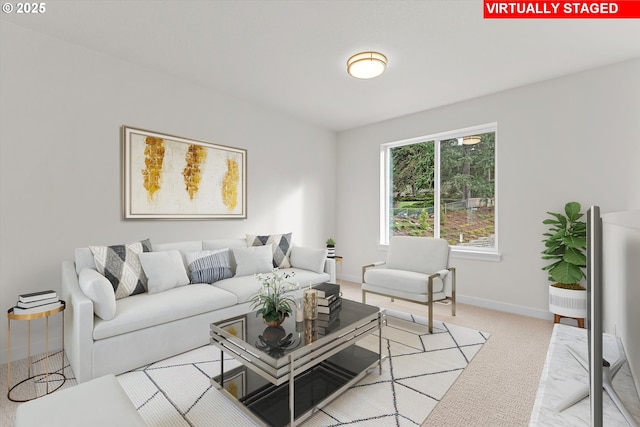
left=434, top=269, right=450, bottom=279
left=429, top=267, right=456, bottom=297
left=362, top=261, right=386, bottom=283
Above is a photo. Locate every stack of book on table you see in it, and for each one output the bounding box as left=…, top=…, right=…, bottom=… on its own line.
left=314, top=283, right=342, bottom=335
left=13, top=290, right=62, bottom=315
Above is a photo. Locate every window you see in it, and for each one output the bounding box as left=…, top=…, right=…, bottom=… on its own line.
left=380, top=124, right=497, bottom=254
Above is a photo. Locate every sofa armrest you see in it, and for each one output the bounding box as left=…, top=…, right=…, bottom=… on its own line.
left=61, top=261, right=95, bottom=383
left=324, top=258, right=336, bottom=284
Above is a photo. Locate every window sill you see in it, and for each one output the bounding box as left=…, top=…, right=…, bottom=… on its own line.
left=377, top=244, right=502, bottom=262
left=451, top=248, right=502, bottom=262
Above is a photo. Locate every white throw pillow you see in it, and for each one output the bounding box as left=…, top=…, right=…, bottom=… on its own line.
left=138, top=250, right=190, bottom=294
left=290, top=246, right=328, bottom=274
left=78, top=268, right=117, bottom=321
left=232, top=244, right=273, bottom=276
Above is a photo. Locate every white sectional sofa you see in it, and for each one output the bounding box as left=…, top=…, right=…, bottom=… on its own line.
left=61, top=237, right=334, bottom=383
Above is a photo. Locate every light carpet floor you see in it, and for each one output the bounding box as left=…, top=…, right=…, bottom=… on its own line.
left=1, top=311, right=489, bottom=426
left=118, top=310, right=489, bottom=426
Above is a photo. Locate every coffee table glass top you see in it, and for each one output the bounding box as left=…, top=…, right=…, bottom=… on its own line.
left=212, top=298, right=380, bottom=368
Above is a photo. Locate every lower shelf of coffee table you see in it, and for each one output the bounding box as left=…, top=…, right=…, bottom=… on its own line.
left=215, top=344, right=380, bottom=426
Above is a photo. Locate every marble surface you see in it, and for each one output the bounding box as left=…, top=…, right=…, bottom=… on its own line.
left=529, top=324, right=640, bottom=426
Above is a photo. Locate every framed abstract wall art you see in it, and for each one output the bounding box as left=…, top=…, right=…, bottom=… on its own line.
left=122, top=126, right=247, bottom=219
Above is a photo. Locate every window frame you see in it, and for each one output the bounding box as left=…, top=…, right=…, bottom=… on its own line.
left=380, top=123, right=501, bottom=261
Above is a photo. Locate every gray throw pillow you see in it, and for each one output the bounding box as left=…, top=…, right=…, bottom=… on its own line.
left=89, top=239, right=152, bottom=299
left=246, top=232, right=292, bottom=268
left=186, top=249, right=233, bottom=284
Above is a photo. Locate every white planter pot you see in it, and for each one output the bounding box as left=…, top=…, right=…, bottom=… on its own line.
left=548, top=285, right=587, bottom=319
left=326, top=246, right=335, bottom=258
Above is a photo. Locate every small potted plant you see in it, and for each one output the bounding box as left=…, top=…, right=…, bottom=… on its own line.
left=326, top=238, right=336, bottom=258
left=541, top=201, right=587, bottom=324
left=250, top=269, right=298, bottom=326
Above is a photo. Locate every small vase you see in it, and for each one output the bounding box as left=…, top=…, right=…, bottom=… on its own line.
left=263, top=313, right=285, bottom=327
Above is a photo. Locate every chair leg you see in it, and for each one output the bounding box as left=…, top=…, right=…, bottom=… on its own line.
left=390, top=297, right=395, bottom=302
left=428, top=276, right=434, bottom=334
left=362, top=290, right=366, bottom=304
left=450, top=267, right=456, bottom=317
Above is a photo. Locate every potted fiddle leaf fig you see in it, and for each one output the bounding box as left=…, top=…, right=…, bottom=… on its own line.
left=541, top=201, right=587, bottom=324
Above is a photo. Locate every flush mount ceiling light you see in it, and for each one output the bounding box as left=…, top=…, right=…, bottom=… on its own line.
left=462, top=135, right=482, bottom=145
left=347, top=51, right=387, bottom=79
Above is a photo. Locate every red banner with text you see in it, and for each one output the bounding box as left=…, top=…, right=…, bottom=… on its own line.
left=484, top=1, right=640, bottom=18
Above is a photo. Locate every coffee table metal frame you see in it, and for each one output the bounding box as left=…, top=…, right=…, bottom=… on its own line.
left=210, top=302, right=385, bottom=426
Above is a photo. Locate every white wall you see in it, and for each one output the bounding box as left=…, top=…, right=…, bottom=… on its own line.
left=336, top=58, right=640, bottom=317
left=0, top=22, right=337, bottom=362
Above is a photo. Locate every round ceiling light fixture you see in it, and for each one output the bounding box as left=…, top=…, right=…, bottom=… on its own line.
left=462, top=135, right=482, bottom=145
left=347, top=51, right=387, bottom=79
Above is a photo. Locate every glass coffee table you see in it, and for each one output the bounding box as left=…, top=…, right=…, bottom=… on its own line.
left=210, top=298, right=384, bottom=426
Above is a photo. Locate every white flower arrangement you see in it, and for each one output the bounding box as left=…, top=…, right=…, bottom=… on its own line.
left=249, top=268, right=298, bottom=324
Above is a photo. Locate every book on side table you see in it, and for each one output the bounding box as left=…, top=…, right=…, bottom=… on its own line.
left=14, top=290, right=62, bottom=314
left=18, top=290, right=57, bottom=303
left=13, top=301, right=63, bottom=315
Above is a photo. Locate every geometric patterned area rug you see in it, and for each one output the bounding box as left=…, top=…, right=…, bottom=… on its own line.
left=117, top=310, right=489, bottom=426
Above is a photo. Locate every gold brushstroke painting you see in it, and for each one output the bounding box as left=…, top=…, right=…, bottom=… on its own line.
left=123, top=126, right=247, bottom=219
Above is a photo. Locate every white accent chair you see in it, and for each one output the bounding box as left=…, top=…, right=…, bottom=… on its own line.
left=362, top=236, right=456, bottom=333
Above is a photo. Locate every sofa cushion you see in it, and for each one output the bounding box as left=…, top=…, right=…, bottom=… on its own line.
left=92, top=284, right=237, bottom=340
left=214, top=267, right=330, bottom=304
left=246, top=233, right=292, bottom=268
left=202, top=239, right=247, bottom=251
left=78, top=269, right=116, bottom=321
left=185, top=249, right=233, bottom=284
left=153, top=240, right=203, bottom=253
left=213, top=274, right=263, bottom=304
left=285, top=267, right=331, bottom=287
left=89, top=239, right=152, bottom=299
left=386, top=236, right=450, bottom=274
left=138, top=250, right=190, bottom=294
left=363, top=268, right=445, bottom=294
left=290, top=246, right=328, bottom=274
left=232, top=245, right=273, bottom=276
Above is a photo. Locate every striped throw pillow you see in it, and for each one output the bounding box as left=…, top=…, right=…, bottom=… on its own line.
left=186, top=249, right=233, bottom=284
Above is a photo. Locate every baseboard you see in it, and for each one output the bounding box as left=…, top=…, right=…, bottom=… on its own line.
left=339, top=273, right=554, bottom=322
left=339, top=273, right=362, bottom=284
left=457, top=295, right=554, bottom=321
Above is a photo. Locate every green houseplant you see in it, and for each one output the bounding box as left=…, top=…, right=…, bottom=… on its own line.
left=249, top=269, right=298, bottom=326
left=541, top=201, right=588, bottom=323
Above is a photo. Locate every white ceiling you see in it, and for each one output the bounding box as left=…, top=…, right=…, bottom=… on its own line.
left=3, top=0, right=640, bottom=131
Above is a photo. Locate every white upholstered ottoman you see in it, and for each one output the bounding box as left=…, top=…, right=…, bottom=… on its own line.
left=15, top=374, right=146, bottom=427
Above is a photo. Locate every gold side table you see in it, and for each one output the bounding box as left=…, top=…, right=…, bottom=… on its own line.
left=7, top=300, right=66, bottom=402
left=335, top=255, right=343, bottom=283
